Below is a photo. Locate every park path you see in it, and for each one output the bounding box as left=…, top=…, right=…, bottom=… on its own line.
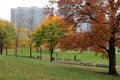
left=37, top=57, right=120, bottom=69
left=53, top=58, right=120, bottom=69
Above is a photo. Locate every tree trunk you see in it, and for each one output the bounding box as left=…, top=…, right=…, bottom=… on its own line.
left=0, top=36, right=4, bottom=55
left=40, top=47, right=42, bottom=60
left=15, top=38, right=18, bottom=56
left=50, top=49, right=53, bottom=62
left=15, top=46, right=17, bottom=56
left=108, top=37, right=118, bottom=75
left=0, top=42, right=3, bottom=55
left=6, top=45, right=8, bottom=55
left=36, top=47, right=39, bottom=52
left=0, top=44, right=2, bottom=55
left=30, top=43, right=32, bottom=57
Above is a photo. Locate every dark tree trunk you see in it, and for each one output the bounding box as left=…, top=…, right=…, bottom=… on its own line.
left=0, top=35, right=4, bottom=55
left=108, top=37, right=118, bottom=75
left=0, top=42, right=3, bottom=55
left=40, top=47, right=42, bottom=60
left=15, top=38, right=18, bottom=56
left=15, top=45, right=18, bottom=56
left=30, top=43, right=32, bottom=57
left=36, top=47, right=39, bottom=52
left=6, top=45, right=8, bottom=55
left=50, top=49, right=53, bottom=62
left=0, top=44, right=2, bottom=55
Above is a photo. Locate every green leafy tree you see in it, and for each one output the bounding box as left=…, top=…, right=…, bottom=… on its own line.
left=0, top=19, right=15, bottom=55
left=26, top=29, right=33, bottom=57
left=4, top=21, right=15, bottom=55
left=33, top=15, right=72, bottom=62
left=0, top=19, right=6, bottom=54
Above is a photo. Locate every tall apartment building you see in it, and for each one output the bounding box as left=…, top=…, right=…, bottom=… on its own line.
left=11, top=7, right=45, bottom=30
left=57, top=0, right=90, bottom=32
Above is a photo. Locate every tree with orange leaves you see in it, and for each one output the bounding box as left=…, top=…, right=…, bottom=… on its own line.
left=58, top=32, right=90, bottom=52
left=49, top=0, right=120, bottom=75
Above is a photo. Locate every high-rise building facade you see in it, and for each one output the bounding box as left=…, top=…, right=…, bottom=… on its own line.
left=56, top=0, right=90, bottom=32
left=11, top=7, right=45, bottom=30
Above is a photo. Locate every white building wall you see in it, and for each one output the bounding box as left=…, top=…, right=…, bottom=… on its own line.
left=11, top=7, right=45, bottom=30
left=76, top=22, right=90, bottom=32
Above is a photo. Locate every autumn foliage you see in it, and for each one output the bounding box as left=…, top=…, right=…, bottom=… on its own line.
left=58, top=32, right=89, bottom=51
left=49, top=0, right=120, bottom=75
left=0, top=19, right=14, bottom=54
left=32, top=15, right=73, bottom=62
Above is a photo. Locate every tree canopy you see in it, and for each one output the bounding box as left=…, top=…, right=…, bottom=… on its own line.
left=33, top=15, right=73, bottom=61
left=0, top=19, right=15, bottom=54
left=49, top=0, right=120, bottom=75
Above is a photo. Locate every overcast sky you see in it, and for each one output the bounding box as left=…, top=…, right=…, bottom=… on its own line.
left=0, top=0, right=49, bottom=21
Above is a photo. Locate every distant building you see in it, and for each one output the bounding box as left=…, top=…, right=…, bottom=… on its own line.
left=56, top=1, right=90, bottom=32
left=76, top=22, right=90, bottom=32
left=11, top=6, right=45, bottom=30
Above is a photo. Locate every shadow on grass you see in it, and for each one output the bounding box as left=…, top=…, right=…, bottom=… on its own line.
left=96, top=71, right=120, bottom=77
left=20, top=56, right=35, bottom=59
left=60, top=63, right=120, bottom=78
left=5, top=54, right=36, bottom=59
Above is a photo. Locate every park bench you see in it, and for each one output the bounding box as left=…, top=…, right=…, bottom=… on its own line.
left=37, top=56, right=41, bottom=60
left=96, top=64, right=109, bottom=68
left=64, top=58, right=71, bottom=62
left=54, top=58, right=62, bottom=62
left=83, top=63, right=93, bottom=66
left=55, top=58, right=62, bottom=61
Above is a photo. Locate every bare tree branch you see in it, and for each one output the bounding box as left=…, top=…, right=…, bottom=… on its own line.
left=98, top=44, right=109, bottom=53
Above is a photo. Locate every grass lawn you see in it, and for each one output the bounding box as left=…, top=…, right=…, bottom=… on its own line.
left=0, top=55, right=120, bottom=80
left=3, top=48, right=120, bottom=65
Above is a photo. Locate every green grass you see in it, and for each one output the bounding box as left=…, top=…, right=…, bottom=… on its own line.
left=54, top=50, right=120, bottom=66
left=0, top=55, right=120, bottom=80
left=3, top=48, right=120, bottom=65
left=55, top=51, right=109, bottom=64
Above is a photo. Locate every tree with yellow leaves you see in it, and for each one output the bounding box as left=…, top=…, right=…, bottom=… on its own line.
left=0, top=19, right=15, bottom=55
left=33, top=15, right=73, bottom=62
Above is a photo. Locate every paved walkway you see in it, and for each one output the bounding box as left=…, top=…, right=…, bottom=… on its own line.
left=37, top=57, right=120, bottom=69
left=53, top=58, right=120, bottom=69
